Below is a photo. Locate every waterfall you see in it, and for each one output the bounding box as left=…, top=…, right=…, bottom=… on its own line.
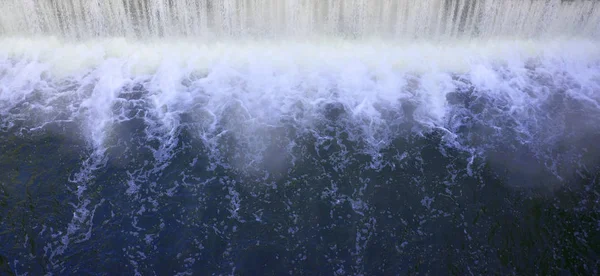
left=0, top=0, right=598, bottom=40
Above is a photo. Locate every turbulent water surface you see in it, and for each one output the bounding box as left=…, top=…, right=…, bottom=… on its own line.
left=1, top=0, right=600, bottom=275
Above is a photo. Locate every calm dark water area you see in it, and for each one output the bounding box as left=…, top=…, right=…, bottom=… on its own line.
left=1, top=76, right=599, bottom=274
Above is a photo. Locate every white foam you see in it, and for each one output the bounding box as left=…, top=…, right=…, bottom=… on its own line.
left=0, top=37, right=599, bottom=171
left=1, top=37, right=596, bottom=76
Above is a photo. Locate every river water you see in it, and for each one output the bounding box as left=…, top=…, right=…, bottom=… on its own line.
left=0, top=1, right=599, bottom=275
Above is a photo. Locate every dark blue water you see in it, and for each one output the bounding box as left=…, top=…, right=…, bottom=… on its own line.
left=1, top=74, right=599, bottom=275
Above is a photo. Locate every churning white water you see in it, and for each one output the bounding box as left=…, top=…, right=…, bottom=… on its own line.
left=0, top=0, right=598, bottom=176
left=1, top=37, right=598, bottom=168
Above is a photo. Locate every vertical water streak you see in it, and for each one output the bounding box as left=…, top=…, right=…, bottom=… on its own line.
left=0, top=0, right=598, bottom=39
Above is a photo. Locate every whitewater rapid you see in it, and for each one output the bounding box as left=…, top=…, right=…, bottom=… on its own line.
left=1, top=38, right=598, bottom=155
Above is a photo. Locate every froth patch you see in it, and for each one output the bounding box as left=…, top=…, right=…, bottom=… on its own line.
left=0, top=37, right=598, bottom=77
left=0, top=37, right=598, bottom=181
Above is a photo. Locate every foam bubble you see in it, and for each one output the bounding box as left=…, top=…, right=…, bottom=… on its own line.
left=0, top=37, right=598, bottom=176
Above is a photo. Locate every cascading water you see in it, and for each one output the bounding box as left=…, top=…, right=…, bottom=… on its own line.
left=1, top=0, right=600, bottom=39
left=0, top=0, right=599, bottom=274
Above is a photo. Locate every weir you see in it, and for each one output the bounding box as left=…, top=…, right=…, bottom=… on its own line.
left=1, top=1, right=600, bottom=276
left=0, top=0, right=599, bottom=40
